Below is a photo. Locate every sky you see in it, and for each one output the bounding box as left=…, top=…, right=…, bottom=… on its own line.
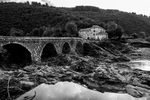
left=52, top=0, right=150, bottom=16
left=1, top=0, right=150, bottom=16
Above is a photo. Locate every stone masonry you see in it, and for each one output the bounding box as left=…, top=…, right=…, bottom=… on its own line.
left=0, top=36, right=89, bottom=63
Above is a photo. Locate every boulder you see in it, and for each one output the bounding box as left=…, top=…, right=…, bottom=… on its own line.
left=126, top=85, right=150, bottom=98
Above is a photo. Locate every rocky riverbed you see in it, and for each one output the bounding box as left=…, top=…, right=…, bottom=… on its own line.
left=1, top=41, right=150, bottom=100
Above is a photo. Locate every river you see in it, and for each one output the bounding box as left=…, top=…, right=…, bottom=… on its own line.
left=16, top=82, right=148, bottom=100
left=130, top=60, right=150, bottom=71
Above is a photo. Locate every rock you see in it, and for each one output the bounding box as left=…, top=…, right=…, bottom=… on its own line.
left=0, top=70, right=4, bottom=76
left=24, top=65, right=36, bottom=72
left=6, top=71, right=14, bottom=74
left=38, top=77, right=48, bottom=83
left=14, top=70, right=26, bottom=77
left=0, top=70, right=10, bottom=80
left=20, top=81, right=35, bottom=90
left=65, top=66, right=70, bottom=69
left=111, top=56, right=130, bottom=62
left=0, top=70, right=10, bottom=79
left=51, top=79, right=58, bottom=84
left=83, top=78, right=100, bottom=89
left=20, top=81, right=34, bottom=86
left=60, top=75, right=73, bottom=81
left=21, top=74, right=30, bottom=81
left=33, top=71, right=44, bottom=76
left=126, top=85, right=150, bottom=98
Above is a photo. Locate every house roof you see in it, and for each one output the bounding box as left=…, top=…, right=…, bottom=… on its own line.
left=92, top=25, right=103, bottom=29
left=78, top=28, right=91, bottom=32
left=79, top=25, right=106, bottom=32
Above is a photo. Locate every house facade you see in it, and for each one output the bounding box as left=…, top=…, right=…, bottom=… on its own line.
left=78, top=25, right=108, bottom=40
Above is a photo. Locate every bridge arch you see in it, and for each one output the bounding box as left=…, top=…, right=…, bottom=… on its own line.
left=75, top=41, right=83, bottom=54
left=0, top=43, right=32, bottom=67
left=83, top=43, right=91, bottom=56
left=62, top=42, right=71, bottom=54
left=1, top=42, right=32, bottom=53
left=41, top=43, right=58, bottom=61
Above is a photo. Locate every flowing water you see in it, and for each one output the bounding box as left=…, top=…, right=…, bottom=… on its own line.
left=131, top=60, right=150, bottom=71
left=16, top=82, right=147, bottom=100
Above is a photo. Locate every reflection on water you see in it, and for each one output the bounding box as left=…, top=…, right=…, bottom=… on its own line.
left=131, top=60, right=150, bottom=71
left=16, top=82, right=147, bottom=100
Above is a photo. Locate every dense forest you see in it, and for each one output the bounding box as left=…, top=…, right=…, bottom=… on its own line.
left=69, top=6, right=150, bottom=35
left=0, top=2, right=150, bottom=37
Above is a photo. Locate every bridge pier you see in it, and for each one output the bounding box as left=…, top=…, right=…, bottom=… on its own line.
left=70, top=45, right=76, bottom=54
left=29, top=43, right=43, bottom=64
left=54, top=43, right=62, bottom=55
left=31, top=54, right=41, bottom=64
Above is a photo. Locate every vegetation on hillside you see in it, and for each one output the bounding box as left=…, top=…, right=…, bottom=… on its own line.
left=0, top=2, right=150, bottom=38
left=0, top=2, right=102, bottom=37
left=69, top=6, right=150, bottom=35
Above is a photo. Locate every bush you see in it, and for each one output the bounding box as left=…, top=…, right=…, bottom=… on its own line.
left=146, top=36, right=150, bottom=42
left=28, top=27, right=45, bottom=36
left=106, top=22, right=124, bottom=40
left=42, top=26, right=53, bottom=37
left=65, top=21, right=78, bottom=37
left=8, top=27, right=24, bottom=36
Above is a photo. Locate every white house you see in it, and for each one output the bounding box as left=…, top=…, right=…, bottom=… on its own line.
left=78, top=25, right=108, bottom=40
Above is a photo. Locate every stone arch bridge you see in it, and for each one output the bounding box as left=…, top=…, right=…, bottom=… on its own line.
left=0, top=36, right=91, bottom=63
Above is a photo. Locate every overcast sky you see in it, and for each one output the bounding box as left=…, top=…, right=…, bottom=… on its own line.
left=1, top=0, right=150, bottom=16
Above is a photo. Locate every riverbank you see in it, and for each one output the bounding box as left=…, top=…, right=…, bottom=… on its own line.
left=1, top=40, right=150, bottom=100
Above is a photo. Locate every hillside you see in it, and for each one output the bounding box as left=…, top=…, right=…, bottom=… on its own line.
left=0, top=2, right=150, bottom=36
left=0, top=3, right=63, bottom=35
left=67, top=6, right=150, bottom=35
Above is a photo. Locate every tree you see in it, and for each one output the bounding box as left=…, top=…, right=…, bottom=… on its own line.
left=131, top=33, right=138, bottom=38
left=42, top=26, right=53, bottom=37
left=8, top=27, right=24, bottom=36
left=115, top=25, right=124, bottom=39
left=65, top=21, right=78, bottom=37
left=106, top=22, right=124, bottom=40
left=52, top=27, right=63, bottom=37
left=31, top=1, right=42, bottom=6
left=139, top=31, right=146, bottom=39
left=28, top=26, right=45, bottom=36
left=25, top=1, right=30, bottom=5
left=45, top=3, right=49, bottom=7
left=146, top=36, right=150, bottom=42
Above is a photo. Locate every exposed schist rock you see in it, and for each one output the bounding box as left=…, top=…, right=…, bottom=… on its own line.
left=23, top=65, right=37, bottom=72
left=126, top=85, right=150, bottom=98
left=20, top=81, right=35, bottom=90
